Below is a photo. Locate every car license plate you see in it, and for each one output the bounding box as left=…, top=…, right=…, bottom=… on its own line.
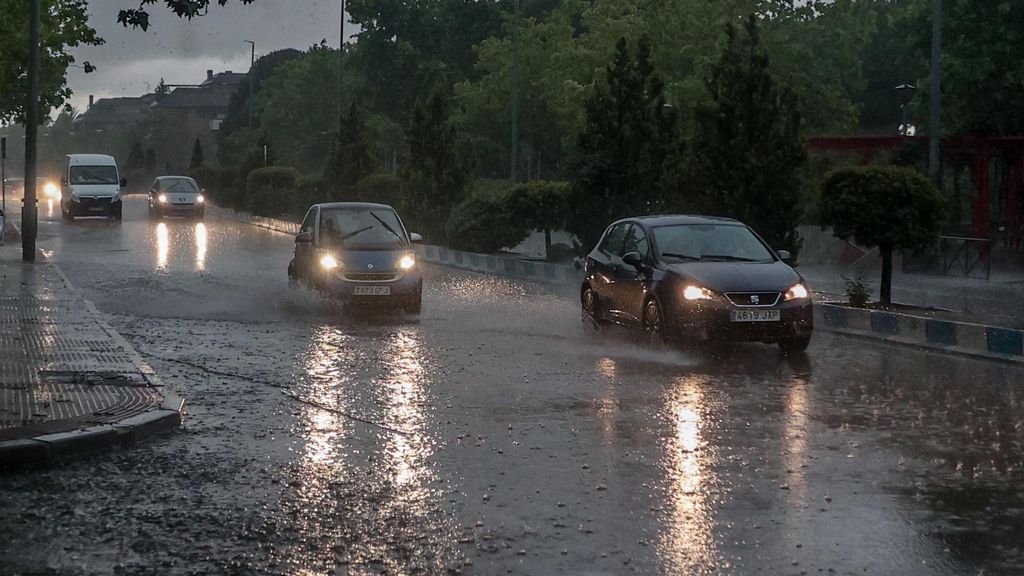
left=88, top=206, right=105, bottom=212
left=730, top=309, right=780, bottom=322
left=353, top=285, right=391, bottom=296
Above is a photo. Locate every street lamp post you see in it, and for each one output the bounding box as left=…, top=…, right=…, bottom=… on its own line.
left=928, top=0, right=943, bottom=185
left=23, top=0, right=41, bottom=262
left=509, top=0, right=520, bottom=184
left=894, top=83, right=916, bottom=136
left=338, top=0, right=346, bottom=128
left=244, top=40, right=255, bottom=129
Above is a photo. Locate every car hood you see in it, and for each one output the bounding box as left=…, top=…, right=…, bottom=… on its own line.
left=333, top=248, right=412, bottom=273
left=666, top=260, right=802, bottom=293
left=70, top=184, right=119, bottom=198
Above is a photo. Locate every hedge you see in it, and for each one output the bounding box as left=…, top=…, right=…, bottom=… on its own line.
left=246, top=167, right=299, bottom=217
left=355, top=172, right=402, bottom=205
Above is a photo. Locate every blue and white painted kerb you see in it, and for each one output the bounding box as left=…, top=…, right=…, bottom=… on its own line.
left=415, top=244, right=581, bottom=286
left=819, top=303, right=1024, bottom=360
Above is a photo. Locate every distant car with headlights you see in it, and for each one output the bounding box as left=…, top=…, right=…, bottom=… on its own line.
left=60, top=154, right=125, bottom=220
left=581, top=215, right=813, bottom=352
left=148, top=176, right=205, bottom=219
left=288, top=202, right=423, bottom=313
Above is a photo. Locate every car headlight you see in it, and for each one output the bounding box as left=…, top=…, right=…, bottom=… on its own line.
left=112, top=190, right=121, bottom=202
left=158, top=193, right=168, bottom=204
left=196, top=195, right=205, bottom=203
left=44, top=182, right=60, bottom=198
left=320, top=254, right=339, bottom=270
left=71, top=192, right=80, bottom=202
left=784, top=283, right=809, bottom=301
left=683, top=285, right=714, bottom=301
left=398, top=254, right=416, bottom=270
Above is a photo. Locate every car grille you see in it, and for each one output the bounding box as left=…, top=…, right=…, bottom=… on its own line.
left=725, top=292, right=781, bottom=307
left=78, top=197, right=111, bottom=209
left=343, top=272, right=399, bottom=282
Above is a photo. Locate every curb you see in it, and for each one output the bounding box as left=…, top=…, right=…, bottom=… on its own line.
left=213, top=204, right=1023, bottom=365
left=0, top=256, right=185, bottom=469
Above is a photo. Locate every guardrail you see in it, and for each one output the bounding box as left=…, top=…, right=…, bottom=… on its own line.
left=902, top=235, right=991, bottom=280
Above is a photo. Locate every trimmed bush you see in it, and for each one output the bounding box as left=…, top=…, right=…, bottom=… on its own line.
left=292, top=174, right=328, bottom=217
left=355, top=173, right=402, bottom=206
left=246, top=167, right=299, bottom=217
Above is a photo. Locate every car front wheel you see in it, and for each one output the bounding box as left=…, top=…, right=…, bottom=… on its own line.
left=643, top=298, right=668, bottom=346
left=404, top=290, right=422, bottom=315
left=581, top=286, right=608, bottom=331
left=778, top=333, right=812, bottom=353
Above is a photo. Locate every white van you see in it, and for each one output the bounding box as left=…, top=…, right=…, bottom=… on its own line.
left=60, top=154, right=125, bottom=220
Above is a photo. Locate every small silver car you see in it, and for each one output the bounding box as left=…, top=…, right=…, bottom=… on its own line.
left=148, top=176, right=206, bottom=219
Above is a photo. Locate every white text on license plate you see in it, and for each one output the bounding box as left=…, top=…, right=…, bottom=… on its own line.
left=730, top=309, right=780, bottom=322
left=353, top=285, right=391, bottom=296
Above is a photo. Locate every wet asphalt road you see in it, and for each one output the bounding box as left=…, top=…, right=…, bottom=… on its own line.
left=2, top=196, right=1024, bottom=576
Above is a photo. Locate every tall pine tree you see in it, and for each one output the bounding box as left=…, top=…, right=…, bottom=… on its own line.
left=690, top=15, right=806, bottom=255
left=189, top=139, right=205, bottom=171
left=323, top=102, right=377, bottom=199
left=567, top=36, right=679, bottom=251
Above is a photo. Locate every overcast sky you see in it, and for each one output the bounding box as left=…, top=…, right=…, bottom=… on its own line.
left=66, top=0, right=357, bottom=112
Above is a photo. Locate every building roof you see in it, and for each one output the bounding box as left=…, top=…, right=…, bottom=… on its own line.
left=201, top=71, right=247, bottom=87
left=156, top=85, right=236, bottom=110
left=73, top=96, right=153, bottom=126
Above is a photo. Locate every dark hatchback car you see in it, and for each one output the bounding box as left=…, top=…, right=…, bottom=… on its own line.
left=581, top=215, right=813, bottom=352
left=288, top=202, right=423, bottom=313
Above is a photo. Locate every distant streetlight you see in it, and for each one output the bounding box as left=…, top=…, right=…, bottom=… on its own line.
left=244, top=40, right=255, bottom=129
left=894, top=83, right=916, bottom=136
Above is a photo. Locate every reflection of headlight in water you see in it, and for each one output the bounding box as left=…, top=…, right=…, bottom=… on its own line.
left=195, top=223, right=207, bottom=271
left=156, top=222, right=169, bottom=269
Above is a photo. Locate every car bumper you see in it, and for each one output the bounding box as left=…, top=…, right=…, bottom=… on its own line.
left=68, top=197, right=121, bottom=215
left=670, top=298, right=814, bottom=343
left=154, top=203, right=204, bottom=215
left=318, top=271, right=422, bottom=305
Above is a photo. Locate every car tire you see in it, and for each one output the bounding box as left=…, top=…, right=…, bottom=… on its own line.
left=581, top=286, right=608, bottom=331
left=62, top=205, right=74, bottom=221
left=287, top=259, right=299, bottom=288
left=112, top=206, right=122, bottom=221
left=404, top=290, right=423, bottom=315
left=778, top=333, right=812, bottom=353
left=643, top=298, right=669, bottom=346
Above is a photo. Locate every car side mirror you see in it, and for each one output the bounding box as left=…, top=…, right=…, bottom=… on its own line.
left=119, top=178, right=127, bottom=188
left=409, top=232, right=423, bottom=243
left=295, top=232, right=313, bottom=244
left=777, top=250, right=795, bottom=265
left=622, top=251, right=644, bottom=269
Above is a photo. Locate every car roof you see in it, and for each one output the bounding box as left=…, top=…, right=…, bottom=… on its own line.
left=315, top=202, right=396, bottom=211
left=616, top=214, right=743, bottom=227
left=66, top=154, right=116, bottom=166
left=156, top=175, right=196, bottom=181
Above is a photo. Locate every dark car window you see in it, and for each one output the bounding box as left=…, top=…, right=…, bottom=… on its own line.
left=300, top=208, right=316, bottom=235
left=69, top=165, right=118, bottom=185
left=158, top=178, right=199, bottom=192
left=653, top=224, right=774, bottom=262
left=622, top=224, right=650, bottom=260
left=319, top=207, right=407, bottom=250
left=601, top=223, right=629, bottom=256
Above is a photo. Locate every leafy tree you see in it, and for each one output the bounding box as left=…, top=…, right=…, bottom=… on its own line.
left=0, top=0, right=102, bottom=123
left=145, top=148, right=157, bottom=172
left=690, top=15, right=806, bottom=255
left=189, top=139, right=205, bottom=170
left=567, top=35, right=679, bottom=251
left=401, top=87, right=472, bottom=241
left=820, top=165, right=945, bottom=305
left=323, top=103, right=377, bottom=199
left=117, top=0, right=256, bottom=29
left=246, top=166, right=298, bottom=217
left=446, top=190, right=532, bottom=253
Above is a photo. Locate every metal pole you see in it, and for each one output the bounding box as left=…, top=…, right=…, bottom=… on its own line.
left=928, top=0, right=942, bottom=186
left=23, top=0, right=40, bottom=262
left=245, top=40, right=255, bottom=128
left=509, top=0, right=520, bottom=184
left=2, top=137, right=7, bottom=212
left=338, top=0, right=345, bottom=128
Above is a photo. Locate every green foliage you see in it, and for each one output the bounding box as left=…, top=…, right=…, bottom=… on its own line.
left=0, top=0, right=103, bottom=123
left=324, top=103, right=378, bottom=199
left=189, top=139, right=205, bottom=171
left=446, top=189, right=532, bottom=253
left=218, top=48, right=303, bottom=161
left=505, top=180, right=571, bottom=233
left=145, top=148, right=157, bottom=172
left=125, top=141, right=146, bottom=172
left=842, top=273, right=872, bottom=308
left=293, top=174, right=329, bottom=217
left=566, top=35, right=679, bottom=252
left=820, top=165, right=945, bottom=304
left=246, top=167, right=299, bottom=217
left=400, top=88, right=473, bottom=241
left=820, top=165, right=945, bottom=253
left=690, top=16, right=806, bottom=255
left=355, top=173, right=403, bottom=206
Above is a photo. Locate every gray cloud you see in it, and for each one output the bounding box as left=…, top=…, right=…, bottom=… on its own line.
left=66, top=0, right=356, bottom=111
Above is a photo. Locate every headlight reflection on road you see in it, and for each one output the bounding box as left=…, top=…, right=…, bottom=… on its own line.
left=656, top=375, right=720, bottom=572
left=382, top=331, right=430, bottom=494
left=194, top=222, right=207, bottom=271
left=155, top=222, right=169, bottom=270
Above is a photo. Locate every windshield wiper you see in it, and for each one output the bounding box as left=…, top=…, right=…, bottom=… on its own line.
left=662, top=252, right=700, bottom=261
left=340, top=225, right=374, bottom=241
left=369, top=211, right=404, bottom=243
left=699, top=254, right=761, bottom=262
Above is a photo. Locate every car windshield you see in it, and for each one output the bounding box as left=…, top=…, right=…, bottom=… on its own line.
left=159, top=178, right=198, bottom=192
left=653, top=224, right=775, bottom=263
left=319, top=207, right=406, bottom=250
left=69, top=165, right=118, bottom=185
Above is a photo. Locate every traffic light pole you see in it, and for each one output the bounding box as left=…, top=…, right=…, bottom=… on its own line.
left=22, top=0, right=41, bottom=262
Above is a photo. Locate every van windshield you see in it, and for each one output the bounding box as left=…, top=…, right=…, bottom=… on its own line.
left=69, top=165, right=118, bottom=185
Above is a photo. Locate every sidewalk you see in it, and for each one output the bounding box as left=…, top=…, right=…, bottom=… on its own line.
left=0, top=239, right=183, bottom=467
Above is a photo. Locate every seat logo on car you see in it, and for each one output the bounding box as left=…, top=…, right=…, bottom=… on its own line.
left=751, top=295, right=760, bottom=304
left=367, top=264, right=374, bottom=269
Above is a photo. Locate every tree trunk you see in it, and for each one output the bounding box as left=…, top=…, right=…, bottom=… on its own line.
left=880, top=247, right=893, bottom=306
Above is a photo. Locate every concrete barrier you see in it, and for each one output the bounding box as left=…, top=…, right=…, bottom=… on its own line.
left=415, top=244, right=581, bottom=286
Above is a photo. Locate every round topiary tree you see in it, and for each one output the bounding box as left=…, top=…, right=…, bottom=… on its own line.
left=820, top=166, right=945, bottom=305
